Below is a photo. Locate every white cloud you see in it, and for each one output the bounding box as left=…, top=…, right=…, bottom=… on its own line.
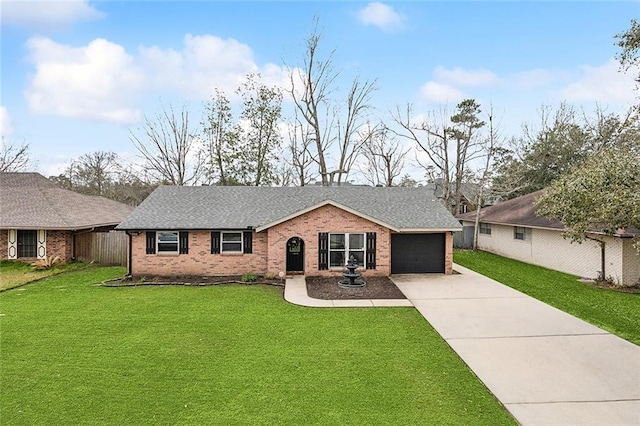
left=512, top=68, right=562, bottom=91
left=558, top=58, right=638, bottom=104
left=1, top=0, right=104, bottom=27
left=24, top=34, right=290, bottom=123
left=25, top=37, right=144, bottom=123
left=433, top=66, right=500, bottom=87
left=138, top=34, right=288, bottom=99
left=357, top=2, right=404, bottom=32
left=419, top=81, right=464, bottom=103
left=0, top=106, right=13, bottom=136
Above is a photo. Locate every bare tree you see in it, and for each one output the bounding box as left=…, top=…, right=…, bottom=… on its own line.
left=392, top=100, right=486, bottom=213
left=70, top=151, right=120, bottom=196
left=0, top=138, right=33, bottom=172
left=287, top=18, right=377, bottom=186
left=470, top=107, right=504, bottom=250
left=360, top=124, right=408, bottom=187
left=392, top=104, right=454, bottom=207
left=285, top=110, right=316, bottom=186
left=130, top=104, right=203, bottom=186
left=332, top=77, right=377, bottom=185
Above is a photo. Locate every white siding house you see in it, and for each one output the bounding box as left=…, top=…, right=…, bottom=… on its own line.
left=457, top=191, right=640, bottom=287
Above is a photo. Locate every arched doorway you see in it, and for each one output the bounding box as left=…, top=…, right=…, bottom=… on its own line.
left=286, top=237, right=304, bottom=273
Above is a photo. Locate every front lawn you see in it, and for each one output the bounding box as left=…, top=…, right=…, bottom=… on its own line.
left=0, top=259, right=90, bottom=291
left=454, top=250, right=640, bottom=345
left=0, top=267, right=514, bottom=425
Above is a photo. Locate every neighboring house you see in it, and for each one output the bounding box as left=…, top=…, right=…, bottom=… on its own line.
left=116, top=186, right=462, bottom=278
left=457, top=190, right=640, bottom=286
left=0, top=172, right=134, bottom=263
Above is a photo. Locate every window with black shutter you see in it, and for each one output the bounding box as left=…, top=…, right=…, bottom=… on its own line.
left=243, top=231, right=253, bottom=254
left=146, top=231, right=156, bottom=254
left=211, top=231, right=221, bottom=254
left=179, top=232, right=189, bottom=254
left=366, top=232, right=376, bottom=269
left=318, top=232, right=328, bottom=270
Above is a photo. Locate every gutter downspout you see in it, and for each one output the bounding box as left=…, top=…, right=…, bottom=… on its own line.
left=585, top=235, right=605, bottom=280
left=125, top=231, right=133, bottom=277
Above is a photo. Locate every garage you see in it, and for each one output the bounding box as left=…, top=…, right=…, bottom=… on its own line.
left=391, top=233, right=445, bottom=274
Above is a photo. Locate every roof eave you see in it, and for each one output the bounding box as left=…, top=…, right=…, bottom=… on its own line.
left=255, top=200, right=399, bottom=232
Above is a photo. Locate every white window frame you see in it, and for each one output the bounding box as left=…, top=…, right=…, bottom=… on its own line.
left=221, top=231, right=243, bottom=253
left=479, top=223, right=491, bottom=235
left=328, top=232, right=366, bottom=269
left=157, top=231, right=179, bottom=254
left=514, top=226, right=531, bottom=241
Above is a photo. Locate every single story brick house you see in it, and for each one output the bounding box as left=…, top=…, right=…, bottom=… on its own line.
left=457, top=190, right=640, bottom=286
left=0, top=172, right=134, bottom=263
left=116, top=186, right=463, bottom=278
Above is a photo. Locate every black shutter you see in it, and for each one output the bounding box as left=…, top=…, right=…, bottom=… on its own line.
left=318, top=232, right=328, bottom=270
left=243, top=231, right=253, bottom=254
left=179, top=232, right=189, bottom=254
left=146, top=231, right=156, bottom=254
left=366, top=232, right=376, bottom=269
left=211, top=231, right=220, bottom=254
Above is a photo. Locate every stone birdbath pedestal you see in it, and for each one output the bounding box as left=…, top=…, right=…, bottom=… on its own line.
left=338, top=255, right=366, bottom=288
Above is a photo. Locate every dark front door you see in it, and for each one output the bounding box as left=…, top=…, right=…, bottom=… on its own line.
left=286, top=237, right=304, bottom=273
left=391, top=233, right=445, bottom=274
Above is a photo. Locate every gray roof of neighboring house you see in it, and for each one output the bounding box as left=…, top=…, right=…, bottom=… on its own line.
left=456, top=190, right=563, bottom=229
left=457, top=190, right=640, bottom=237
left=116, top=186, right=463, bottom=232
left=0, top=172, right=135, bottom=230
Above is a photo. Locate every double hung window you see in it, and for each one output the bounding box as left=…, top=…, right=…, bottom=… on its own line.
left=514, top=226, right=531, bottom=241
left=221, top=232, right=242, bottom=253
left=479, top=223, right=491, bottom=235
left=329, top=233, right=365, bottom=268
left=157, top=232, right=179, bottom=253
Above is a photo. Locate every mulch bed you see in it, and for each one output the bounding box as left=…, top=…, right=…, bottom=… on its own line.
left=103, top=274, right=407, bottom=300
left=103, top=275, right=284, bottom=287
left=306, top=275, right=406, bottom=300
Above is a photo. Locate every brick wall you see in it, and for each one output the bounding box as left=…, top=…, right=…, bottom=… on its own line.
left=445, top=231, right=453, bottom=274
left=0, top=230, right=7, bottom=259
left=267, top=204, right=391, bottom=277
left=130, top=231, right=268, bottom=277
left=48, top=230, right=73, bottom=262
left=1, top=229, right=72, bottom=262
left=129, top=204, right=456, bottom=279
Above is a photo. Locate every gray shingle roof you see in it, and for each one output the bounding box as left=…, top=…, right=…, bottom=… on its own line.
left=0, top=172, right=135, bottom=230
left=116, top=186, right=462, bottom=232
left=456, top=190, right=564, bottom=229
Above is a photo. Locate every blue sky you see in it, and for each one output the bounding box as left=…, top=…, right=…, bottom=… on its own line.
left=1, top=1, right=638, bottom=180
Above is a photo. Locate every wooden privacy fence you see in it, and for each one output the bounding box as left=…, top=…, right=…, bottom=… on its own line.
left=75, top=231, right=128, bottom=266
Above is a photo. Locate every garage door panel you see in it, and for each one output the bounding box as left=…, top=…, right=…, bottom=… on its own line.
left=392, top=233, right=445, bottom=274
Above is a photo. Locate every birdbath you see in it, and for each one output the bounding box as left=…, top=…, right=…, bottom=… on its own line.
left=338, top=255, right=366, bottom=288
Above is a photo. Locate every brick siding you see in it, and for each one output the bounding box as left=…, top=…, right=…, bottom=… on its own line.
left=267, top=204, right=392, bottom=277
left=129, top=204, right=455, bottom=279
left=1, top=229, right=73, bottom=263
left=130, top=231, right=269, bottom=277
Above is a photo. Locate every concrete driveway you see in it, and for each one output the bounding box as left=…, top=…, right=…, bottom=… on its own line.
left=391, top=264, right=640, bottom=426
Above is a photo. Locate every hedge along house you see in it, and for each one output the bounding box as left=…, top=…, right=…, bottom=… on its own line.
left=0, top=172, right=135, bottom=263
left=457, top=190, right=640, bottom=286
left=116, top=186, right=462, bottom=278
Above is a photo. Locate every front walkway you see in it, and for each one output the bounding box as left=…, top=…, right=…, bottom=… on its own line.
left=285, top=267, right=640, bottom=425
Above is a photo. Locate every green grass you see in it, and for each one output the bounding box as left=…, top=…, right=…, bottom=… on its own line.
left=0, top=259, right=92, bottom=291
left=454, top=250, right=640, bottom=345
left=0, top=267, right=514, bottom=425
